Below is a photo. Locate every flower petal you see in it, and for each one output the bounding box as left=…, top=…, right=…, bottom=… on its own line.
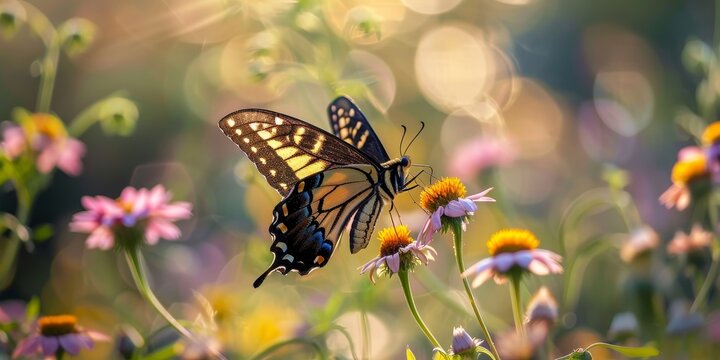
left=40, top=336, right=59, bottom=356
left=494, top=253, right=516, bottom=272
left=471, top=268, right=496, bottom=287
left=431, top=208, right=443, bottom=230
left=12, top=335, right=41, bottom=358
left=514, top=250, right=534, bottom=269
left=467, top=188, right=495, bottom=202
left=387, top=254, right=400, bottom=274
left=59, top=334, right=82, bottom=355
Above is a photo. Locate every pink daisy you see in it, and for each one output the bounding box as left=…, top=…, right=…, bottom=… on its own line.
left=12, top=315, right=108, bottom=358
left=359, top=225, right=436, bottom=283
left=462, top=229, right=563, bottom=287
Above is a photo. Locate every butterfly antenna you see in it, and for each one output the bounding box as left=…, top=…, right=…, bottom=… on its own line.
left=399, top=125, right=408, bottom=156
left=393, top=205, right=404, bottom=225
left=403, top=121, right=425, bottom=155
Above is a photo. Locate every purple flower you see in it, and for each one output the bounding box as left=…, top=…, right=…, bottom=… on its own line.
left=462, top=229, right=562, bottom=287
left=449, top=326, right=483, bottom=356
left=12, top=315, right=108, bottom=358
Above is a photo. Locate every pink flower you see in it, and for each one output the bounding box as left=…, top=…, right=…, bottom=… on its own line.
left=12, top=315, right=108, bottom=358
left=0, top=113, right=86, bottom=176
left=0, top=124, right=26, bottom=159
left=462, top=229, right=563, bottom=287
left=619, top=226, right=659, bottom=263
left=420, top=188, right=494, bottom=245
left=36, top=137, right=85, bottom=176
left=659, top=146, right=708, bottom=211
left=448, top=136, right=514, bottom=181
left=70, top=185, right=193, bottom=249
left=667, top=224, right=712, bottom=255
left=449, top=326, right=483, bottom=356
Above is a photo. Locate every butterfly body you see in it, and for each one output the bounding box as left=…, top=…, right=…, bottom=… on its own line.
left=219, top=97, right=410, bottom=287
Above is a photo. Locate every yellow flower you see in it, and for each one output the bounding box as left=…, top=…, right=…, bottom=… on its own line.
left=671, top=156, right=706, bottom=185
left=486, top=229, right=540, bottom=256
left=702, top=121, right=720, bottom=145
left=419, top=177, right=467, bottom=212
left=38, top=315, right=79, bottom=336
left=22, top=113, right=68, bottom=141
left=378, top=225, right=413, bottom=256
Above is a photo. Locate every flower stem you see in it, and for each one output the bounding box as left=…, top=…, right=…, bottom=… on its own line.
left=691, top=193, right=720, bottom=312
left=509, top=274, right=525, bottom=338
left=397, top=268, right=441, bottom=349
left=124, top=246, right=194, bottom=340
left=451, top=222, right=501, bottom=360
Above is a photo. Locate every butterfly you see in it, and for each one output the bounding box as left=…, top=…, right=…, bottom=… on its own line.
left=219, top=96, right=417, bottom=287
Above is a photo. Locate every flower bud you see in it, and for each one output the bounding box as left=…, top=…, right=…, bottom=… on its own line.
left=99, top=97, right=139, bottom=136
left=58, top=18, right=97, bottom=56
left=607, top=312, right=638, bottom=341
left=525, top=286, right=558, bottom=327
left=0, top=2, right=26, bottom=38
left=682, top=39, right=715, bottom=75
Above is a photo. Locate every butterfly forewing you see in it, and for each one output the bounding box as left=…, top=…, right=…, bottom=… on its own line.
left=219, top=109, right=372, bottom=195
left=253, top=165, right=379, bottom=287
left=327, top=96, right=390, bottom=163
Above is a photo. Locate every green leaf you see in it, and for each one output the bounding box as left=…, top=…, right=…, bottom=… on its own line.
left=406, top=346, right=416, bottom=360
left=32, top=224, right=53, bottom=242
left=476, top=346, right=497, bottom=359
left=586, top=342, right=659, bottom=358
left=25, top=297, right=40, bottom=322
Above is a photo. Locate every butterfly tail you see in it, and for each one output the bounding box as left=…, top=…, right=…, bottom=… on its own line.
left=253, top=263, right=285, bottom=288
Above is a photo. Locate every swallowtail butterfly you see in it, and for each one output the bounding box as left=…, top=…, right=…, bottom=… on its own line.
left=219, top=96, right=412, bottom=287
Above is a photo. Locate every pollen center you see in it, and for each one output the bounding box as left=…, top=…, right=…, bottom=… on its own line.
left=39, top=315, right=79, bottom=336
left=378, top=225, right=414, bottom=257
left=419, top=177, right=467, bottom=212
left=671, top=156, right=706, bottom=185
left=487, top=228, right=539, bottom=256
left=30, top=113, right=67, bottom=140
left=702, top=121, right=720, bottom=145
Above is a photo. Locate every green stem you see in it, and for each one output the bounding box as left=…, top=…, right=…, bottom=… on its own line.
left=249, top=338, right=326, bottom=360
left=451, top=222, right=501, bottom=360
left=360, top=310, right=370, bottom=360
left=124, top=247, right=194, bottom=340
left=36, top=38, right=60, bottom=113
left=398, top=268, right=441, bottom=349
left=509, top=274, right=525, bottom=338
left=691, top=193, right=720, bottom=312
left=0, top=162, right=33, bottom=287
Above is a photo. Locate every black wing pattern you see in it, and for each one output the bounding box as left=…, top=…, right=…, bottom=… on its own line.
left=219, top=109, right=375, bottom=196
left=253, top=165, right=380, bottom=287
left=327, top=96, right=390, bottom=163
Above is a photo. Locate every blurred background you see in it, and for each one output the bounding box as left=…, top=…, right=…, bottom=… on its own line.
left=0, top=0, right=717, bottom=358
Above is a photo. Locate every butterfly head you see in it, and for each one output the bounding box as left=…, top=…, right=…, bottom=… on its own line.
left=400, top=155, right=411, bottom=168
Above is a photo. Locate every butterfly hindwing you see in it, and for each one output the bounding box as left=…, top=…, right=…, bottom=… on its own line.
left=253, top=165, right=379, bottom=287
left=219, top=109, right=373, bottom=196
left=327, top=96, right=390, bottom=163
left=348, top=192, right=383, bottom=254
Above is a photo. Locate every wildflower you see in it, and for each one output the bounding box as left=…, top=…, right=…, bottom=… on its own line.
left=667, top=224, right=712, bottom=255
left=419, top=177, right=494, bottom=244
left=359, top=225, right=436, bottom=282
left=70, top=185, right=192, bottom=249
left=12, top=315, right=108, bottom=358
left=463, top=229, right=563, bottom=287
left=448, top=326, right=484, bottom=359
left=448, top=137, right=515, bottom=181
left=607, top=312, right=639, bottom=341
left=666, top=301, right=704, bottom=335
left=659, top=146, right=708, bottom=210
left=1, top=112, right=86, bottom=176
left=619, top=226, right=659, bottom=263
left=703, top=121, right=720, bottom=182
left=0, top=124, right=25, bottom=159
left=525, top=286, right=558, bottom=327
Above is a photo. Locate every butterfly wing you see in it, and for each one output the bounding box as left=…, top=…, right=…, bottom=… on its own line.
left=253, top=165, right=381, bottom=287
left=348, top=192, right=384, bottom=254
left=327, top=96, right=390, bottom=163
left=219, top=109, right=375, bottom=196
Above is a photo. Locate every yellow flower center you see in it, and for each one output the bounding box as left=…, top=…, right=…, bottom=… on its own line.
left=24, top=113, right=67, bottom=140
left=39, top=315, right=79, bottom=336
left=487, top=228, right=539, bottom=256
left=116, top=199, right=134, bottom=213
left=419, top=177, right=467, bottom=212
left=378, top=225, right=414, bottom=257
left=671, top=156, right=707, bottom=185
left=702, top=121, right=720, bottom=145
